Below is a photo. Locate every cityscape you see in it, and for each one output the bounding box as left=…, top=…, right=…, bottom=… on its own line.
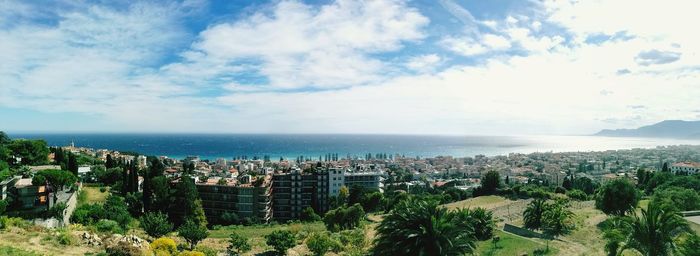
left=2, top=0, right=700, bottom=255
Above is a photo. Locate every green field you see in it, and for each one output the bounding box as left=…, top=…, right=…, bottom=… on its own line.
left=77, top=186, right=110, bottom=206
left=0, top=245, right=42, bottom=256
left=476, top=230, right=555, bottom=256
left=443, top=195, right=509, bottom=210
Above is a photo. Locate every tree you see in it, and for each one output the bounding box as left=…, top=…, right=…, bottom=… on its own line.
left=523, top=199, right=548, bottom=230
left=323, top=203, right=365, bottom=232
left=265, top=230, right=296, bottom=255
left=468, top=208, right=495, bottom=241
left=562, top=176, right=572, bottom=190
left=678, top=233, right=700, bottom=256
left=227, top=232, right=251, bottom=256
left=338, top=186, right=349, bottom=206
left=0, top=199, right=7, bottom=215
left=140, top=212, right=173, bottom=239
left=651, top=187, right=700, bottom=212
left=178, top=219, right=209, bottom=250
left=6, top=139, right=49, bottom=165
left=68, top=153, right=78, bottom=176
left=173, top=176, right=202, bottom=226
left=106, top=154, right=115, bottom=169
left=481, top=171, right=501, bottom=195
left=360, top=191, right=383, bottom=212
left=151, top=176, right=172, bottom=212
left=300, top=206, right=321, bottom=222
left=125, top=192, right=143, bottom=217
left=372, top=198, right=476, bottom=255
left=595, top=179, right=640, bottom=216
left=32, top=169, right=77, bottom=190
left=623, top=201, right=690, bottom=256
left=103, top=195, right=132, bottom=228
left=220, top=211, right=240, bottom=225
left=541, top=200, right=575, bottom=251
left=306, top=232, right=340, bottom=256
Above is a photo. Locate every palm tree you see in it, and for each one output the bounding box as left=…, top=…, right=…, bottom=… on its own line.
left=372, top=198, right=476, bottom=256
left=623, top=202, right=689, bottom=256
left=541, top=200, right=575, bottom=251
left=523, top=199, right=548, bottom=230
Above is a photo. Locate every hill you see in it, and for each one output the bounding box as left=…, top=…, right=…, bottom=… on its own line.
left=595, top=120, right=700, bottom=139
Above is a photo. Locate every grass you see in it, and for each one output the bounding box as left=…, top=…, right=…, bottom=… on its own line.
left=0, top=245, right=42, bottom=256
left=475, top=230, right=555, bottom=256
left=201, top=221, right=327, bottom=255
left=77, top=186, right=110, bottom=206
left=443, top=196, right=509, bottom=210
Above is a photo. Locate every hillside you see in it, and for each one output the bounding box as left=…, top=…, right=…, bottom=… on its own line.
left=595, top=120, right=700, bottom=139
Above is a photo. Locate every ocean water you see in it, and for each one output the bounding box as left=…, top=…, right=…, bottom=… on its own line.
left=8, top=133, right=700, bottom=160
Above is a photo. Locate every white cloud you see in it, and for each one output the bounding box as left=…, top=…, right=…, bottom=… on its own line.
left=180, top=0, right=429, bottom=89
left=406, top=54, right=442, bottom=72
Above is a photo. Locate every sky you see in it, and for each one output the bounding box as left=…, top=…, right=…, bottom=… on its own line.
left=1, top=0, right=700, bottom=135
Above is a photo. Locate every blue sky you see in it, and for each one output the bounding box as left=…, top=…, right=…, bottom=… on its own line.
left=1, top=0, right=699, bottom=135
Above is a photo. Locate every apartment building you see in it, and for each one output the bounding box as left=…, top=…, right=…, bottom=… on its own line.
left=196, top=176, right=272, bottom=224
left=271, top=167, right=329, bottom=221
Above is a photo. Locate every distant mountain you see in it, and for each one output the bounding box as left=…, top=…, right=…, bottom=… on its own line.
left=595, top=120, right=700, bottom=139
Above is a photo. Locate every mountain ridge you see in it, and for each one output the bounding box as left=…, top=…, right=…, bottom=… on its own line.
left=595, top=120, right=700, bottom=138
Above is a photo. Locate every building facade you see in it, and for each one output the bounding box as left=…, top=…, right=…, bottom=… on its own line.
left=671, top=162, right=700, bottom=174
left=196, top=176, right=272, bottom=224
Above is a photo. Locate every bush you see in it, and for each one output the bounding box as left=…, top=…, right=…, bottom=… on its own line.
left=300, top=207, right=321, bottom=222
left=219, top=212, right=240, bottom=226
left=140, top=212, right=173, bottom=238
left=323, top=203, right=365, bottom=232
left=99, top=187, right=107, bottom=193
left=566, top=189, right=588, bottom=201
left=71, top=204, right=105, bottom=225
left=178, top=251, right=205, bottom=256
left=265, top=230, right=297, bottom=255
left=227, top=232, right=251, bottom=255
left=105, top=240, right=143, bottom=256
left=56, top=229, right=76, bottom=245
left=306, top=232, right=341, bottom=256
left=95, top=219, right=122, bottom=234
left=151, top=237, right=178, bottom=256
left=194, top=246, right=217, bottom=256
left=0, top=216, right=30, bottom=230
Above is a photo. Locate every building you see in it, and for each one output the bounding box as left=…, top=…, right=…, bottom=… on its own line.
left=196, top=176, right=272, bottom=224
left=328, top=167, right=345, bottom=197
left=11, top=178, right=52, bottom=214
left=671, top=162, right=700, bottom=174
left=271, top=167, right=329, bottom=221
left=343, top=168, right=384, bottom=192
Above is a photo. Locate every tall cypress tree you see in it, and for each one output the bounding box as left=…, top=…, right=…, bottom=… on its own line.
left=68, top=153, right=78, bottom=176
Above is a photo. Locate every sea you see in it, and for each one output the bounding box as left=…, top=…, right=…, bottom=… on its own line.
left=8, top=133, right=700, bottom=161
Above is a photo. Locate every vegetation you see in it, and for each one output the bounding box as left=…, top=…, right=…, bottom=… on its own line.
left=373, top=198, right=477, bottom=255
left=323, top=203, right=365, bottom=232
left=140, top=211, right=173, bottom=239
left=264, top=230, right=296, bottom=255
left=595, top=178, right=640, bottom=216
left=306, top=232, right=340, bottom=256
left=622, top=202, right=690, bottom=256
left=227, top=232, right=251, bottom=256
left=178, top=219, right=210, bottom=250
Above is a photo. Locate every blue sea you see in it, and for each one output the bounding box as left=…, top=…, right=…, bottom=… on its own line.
left=8, top=133, right=700, bottom=160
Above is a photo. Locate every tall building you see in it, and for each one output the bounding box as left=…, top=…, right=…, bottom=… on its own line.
left=270, top=166, right=385, bottom=221
left=196, top=176, right=272, bottom=224
left=271, top=167, right=329, bottom=221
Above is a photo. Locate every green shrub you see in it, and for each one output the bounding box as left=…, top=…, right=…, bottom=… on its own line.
left=99, top=187, right=107, bottom=193
left=95, top=219, right=122, bottom=234
left=56, top=229, right=76, bottom=245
